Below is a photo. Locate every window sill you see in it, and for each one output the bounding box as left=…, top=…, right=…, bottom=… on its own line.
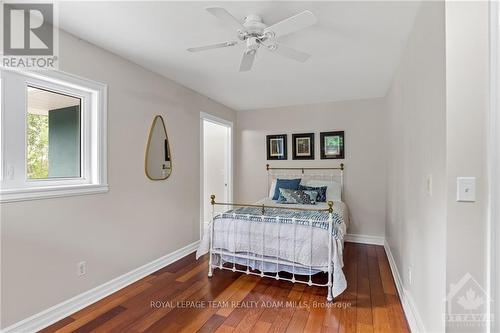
left=0, top=184, right=109, bottom=203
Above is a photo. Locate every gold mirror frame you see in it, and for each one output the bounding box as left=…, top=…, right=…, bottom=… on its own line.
left=145, top=115, right=172, bottom=180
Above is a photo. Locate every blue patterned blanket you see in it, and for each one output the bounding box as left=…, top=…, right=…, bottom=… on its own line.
left=215, top=206, right=344, bottom=239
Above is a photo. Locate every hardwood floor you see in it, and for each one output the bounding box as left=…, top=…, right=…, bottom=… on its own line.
left=40, top=243, right=409, bottom=333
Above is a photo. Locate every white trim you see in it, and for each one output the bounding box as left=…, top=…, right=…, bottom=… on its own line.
left=384, top=240, right=426, bottom=333
left=2, top=241, right=200, bottom=333
left=0, top=183, right=108, bottom=203
left=200, top=112, right=234, bottom=127
left=344, top=233, right=384, bottom=245
left=200, top=116, right=204, bottom=238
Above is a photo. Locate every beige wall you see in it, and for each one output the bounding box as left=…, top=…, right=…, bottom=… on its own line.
left=0, top=31, right=236, bottom=327
left=385, top=1, right=491, bottom=331
left=445, top=2, right=490, bottom=332
left=384, top=1, right=447, bottom=331
left=236, top=98, right=386, bottom=237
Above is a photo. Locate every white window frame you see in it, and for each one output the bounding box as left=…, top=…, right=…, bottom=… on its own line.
left=0, top=69, right=108, bottom=202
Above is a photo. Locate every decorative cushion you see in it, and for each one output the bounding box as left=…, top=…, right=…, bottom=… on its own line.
left=277, top=188, right=318, bottom=205
left=299, top=185, right=328, bottom=202
left=272, top=178, right=301, bottom=200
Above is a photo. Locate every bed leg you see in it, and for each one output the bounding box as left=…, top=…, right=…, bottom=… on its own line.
left=209, top=194, right=215, bottom=278
left=207, top=252, right=213, bottom=277
left=327, top=286, right=333, bottom=302
left=208, top=266, right=213, bottom=278
left=327, top=201, right=334, bottom=303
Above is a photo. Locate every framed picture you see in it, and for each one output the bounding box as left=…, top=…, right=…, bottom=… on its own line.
left=266, top=134, right=287, bottom=160
left=292, top=133, right=314, bottom=160
left=320, top=131, right=344, bottom=159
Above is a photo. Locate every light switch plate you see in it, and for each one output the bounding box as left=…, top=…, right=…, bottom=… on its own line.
left=457, top=177, right=476, bottom=202
left=426, top=174, right=433, bottom=197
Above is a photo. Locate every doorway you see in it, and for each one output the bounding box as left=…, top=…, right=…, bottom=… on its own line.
left=200, top=113, right=232, bottom=235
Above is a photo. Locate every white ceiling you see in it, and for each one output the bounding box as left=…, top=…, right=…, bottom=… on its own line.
left=28, top=87, right=80, bottom=115
left=57, top=1, right=420, bottom=111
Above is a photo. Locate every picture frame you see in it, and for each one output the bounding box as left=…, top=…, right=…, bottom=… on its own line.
left=292, top=133, right=315, bottom=160
left=320, top=131, right=344, bottom=159
left=266, top=134, right=287, bottom=160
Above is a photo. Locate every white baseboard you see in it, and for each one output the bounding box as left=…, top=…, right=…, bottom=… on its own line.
left=2, top=236, right=420, bottom=332
left=2, top=240, right=200, bottom=333
left=384, top=240, right=425, bottom=333
left=344, top=233, right=385, bottom=245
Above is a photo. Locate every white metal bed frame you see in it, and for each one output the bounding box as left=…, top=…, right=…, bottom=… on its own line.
left=207, top=164, right=344, bottom=301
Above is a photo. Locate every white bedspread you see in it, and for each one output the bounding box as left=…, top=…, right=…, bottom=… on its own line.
left=197, top=198, right=349, bottom=297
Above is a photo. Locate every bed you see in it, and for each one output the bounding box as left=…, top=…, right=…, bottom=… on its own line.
left=197, top=164, right=348, bottom=301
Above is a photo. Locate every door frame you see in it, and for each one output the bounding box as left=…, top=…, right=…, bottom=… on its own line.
left=199, top=112, right=233, bottom=238
left=489, top=1, right=499, bottom=331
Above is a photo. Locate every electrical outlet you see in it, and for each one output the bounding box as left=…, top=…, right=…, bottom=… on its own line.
left=408, top=266, right=413, bottom=286
left=77, top=261, right=86, bottom=276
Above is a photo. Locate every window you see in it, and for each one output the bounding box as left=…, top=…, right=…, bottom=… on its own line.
left=0, top=69, right=107, bottom=202
left=27, top=87, right=82, bottom=180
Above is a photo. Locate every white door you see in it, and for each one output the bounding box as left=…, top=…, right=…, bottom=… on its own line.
left=202, top=117, right=231, bottom=227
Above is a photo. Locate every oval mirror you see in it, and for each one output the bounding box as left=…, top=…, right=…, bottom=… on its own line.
left=145, top=115, right=172, bottom=180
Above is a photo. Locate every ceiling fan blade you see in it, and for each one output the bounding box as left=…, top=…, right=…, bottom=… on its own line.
left=268, top=43, right=311, bottom=62
left=264, top=10, right=317, bottom=38
left=187, top=41, right=238, bottom=52
left=239, top=50, right=256, bottom=72
left=206, top=7, right=244, bottom=31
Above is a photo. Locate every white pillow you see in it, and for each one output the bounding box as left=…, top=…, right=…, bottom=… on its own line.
left=304, top=180, right=342, bottom=201
left=269, top=180, right=277, bottom=198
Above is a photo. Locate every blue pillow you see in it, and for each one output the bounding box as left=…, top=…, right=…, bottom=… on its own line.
left=299, top=185, right=328, bottom=202
left=272, top=178, right=301, bottom=200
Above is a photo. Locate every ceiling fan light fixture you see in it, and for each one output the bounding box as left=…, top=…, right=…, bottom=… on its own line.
left=188, top=7, right=317, bottom=71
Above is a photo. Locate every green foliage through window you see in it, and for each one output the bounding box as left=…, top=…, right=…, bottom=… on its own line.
left=27, top=113, right=49, bottom=179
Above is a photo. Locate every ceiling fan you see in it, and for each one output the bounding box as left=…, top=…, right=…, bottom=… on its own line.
left=187, top=7, right=317, bottom=72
